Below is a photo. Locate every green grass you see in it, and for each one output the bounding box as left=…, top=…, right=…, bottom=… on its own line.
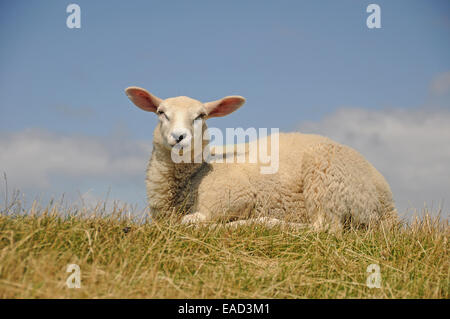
left=0, top=202, right=448, bottom=298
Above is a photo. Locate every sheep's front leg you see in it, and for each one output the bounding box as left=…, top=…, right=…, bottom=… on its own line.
left=181, top=212, right=208, bottom=224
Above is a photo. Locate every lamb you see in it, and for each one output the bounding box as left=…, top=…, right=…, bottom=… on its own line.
left=125, top=86, right=398, bottom=232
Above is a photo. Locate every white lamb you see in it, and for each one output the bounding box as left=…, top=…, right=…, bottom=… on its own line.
left=125, top=87, right=398, bottom=232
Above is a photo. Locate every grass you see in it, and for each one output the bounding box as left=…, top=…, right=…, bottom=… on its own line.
left=0, top=201, right=448, bottom=299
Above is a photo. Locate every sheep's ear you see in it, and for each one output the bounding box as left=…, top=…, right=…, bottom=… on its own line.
left=204, top=96, right=246, bottom=118
left=125, top=87, right=162, bottom=113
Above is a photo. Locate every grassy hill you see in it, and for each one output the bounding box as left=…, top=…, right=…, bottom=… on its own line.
left=0, top=203, right=448, bottom=298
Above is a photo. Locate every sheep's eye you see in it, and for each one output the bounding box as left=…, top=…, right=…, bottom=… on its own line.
left=158, top=111, right=169, bottom=120
left=194, top=113, right=206, bottom=121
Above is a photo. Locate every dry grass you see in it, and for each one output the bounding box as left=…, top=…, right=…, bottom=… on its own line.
left=0, top=200, right=448, bottom=299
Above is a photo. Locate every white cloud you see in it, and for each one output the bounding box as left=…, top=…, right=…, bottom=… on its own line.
left=0, top=128, right=151, bottom=209
left=299, top=107, right=450, bottom=218
left=430, top=71, right=450, bottom=96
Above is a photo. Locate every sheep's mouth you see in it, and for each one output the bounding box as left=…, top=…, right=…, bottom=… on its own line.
left=171, top=137, right=192, bottom=149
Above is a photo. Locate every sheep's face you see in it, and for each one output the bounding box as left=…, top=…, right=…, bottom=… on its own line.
left=155, top=96, right=208, bottom=150
left=125, top=87, right=246, bottom=152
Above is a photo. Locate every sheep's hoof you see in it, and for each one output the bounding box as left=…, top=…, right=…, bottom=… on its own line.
left=181, top=212, right=207, bottom=224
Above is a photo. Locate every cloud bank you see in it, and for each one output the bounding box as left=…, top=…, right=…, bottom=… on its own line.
left=299, top=107, right=450, bottom=218
left=0, top=128, right=151, bottom=210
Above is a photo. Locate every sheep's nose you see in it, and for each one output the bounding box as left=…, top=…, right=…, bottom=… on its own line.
left=174, top=133, right=185, bottom=143
left=171, top=128, right=190, bottom=144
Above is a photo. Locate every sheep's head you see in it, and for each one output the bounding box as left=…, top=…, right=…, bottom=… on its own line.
left=125, top=87, right=246, bottom=152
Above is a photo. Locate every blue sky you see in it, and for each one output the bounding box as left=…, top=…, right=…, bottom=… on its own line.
left=1, top=1, right=449, bottom=217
